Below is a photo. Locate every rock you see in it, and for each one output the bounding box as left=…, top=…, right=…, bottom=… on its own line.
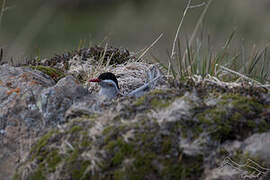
left=204, top=166, right=241, bottom=180
left=243, top=132, right=270, bottom=166
left=0, top=64, right=55, bottom=128
left=39, top=75, right=89, bottom=125
left=0, top=66, right=90, bottom=180
left=0, top=64, right=55, bottom=180
left=0, top=58, right=269, bottom=180
left=204, top=132, right=270, bottom=180
left=16, top=85, right=270, bottom=180
left=262, top=92, right=270, bottom=105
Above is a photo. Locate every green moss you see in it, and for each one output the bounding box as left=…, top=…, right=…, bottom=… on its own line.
left=12, top=172, right=20, bottom=180
left=30, top=65, right=65, bottom=81
left=112, top=151, right=125, bottom=166
left=113, top=169, right=125, bottom=180
left=212, top=109, right=227, bottom=123
left=197, top=113, right=212, bottom=124
left=71, top=160, right=91, bottom=180
left=149, top=89, right=166, bottom=96
left=104, top=137, right=135, bottom=167
left=105, top=140, right=116, bottom=151
left=64, top=149, right=92, bottom=179
left=257, top=120, right=270, bottom=132
left=69, top=125, right=83, bottom=134
left=80, top=130, right=88, bottom=136
left=231, top=111, right=243, bottom=121
left=103, top=126, right=114, bottom=135
left=134, top=96, right=145, bottom=106
left=221, top=93, right=264, bottom=114
left=47, top=150, right=62, bottom=171
left=106, top=138, right=134, bottom=166
left=164, top=155, right=204, bottom=179
left=112, top=115, right=121, bottom=122
left=28, top=168, right=45, bottom=180
left=195, top=93, right=269, bottom=142
left=166, top=163, right=186, bottom=179
left=80, top=138, right=92, bottom=148
left=150, top=98, right=171, bottom=109
left=247, top=120, right=256, bottom=128
left=68, top=149, right=79, bottom=163
left=30, top=131, right=54, bottom=159
left=129, top=152, right=156, bottom=179
left=134, top=89, right=172, bottom=109
left=84, top=114, right=99, bottom=120
left=162, top=137, right=172, bottom=154
left=103, top=125, right=125, bottom=144
left=212, top=124, right=231, bottom=140
left=138, top=132, right=155, bottom=148
left=134, top=152, right=155, bottom=167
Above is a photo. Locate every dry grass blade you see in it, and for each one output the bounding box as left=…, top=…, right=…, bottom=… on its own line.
left=212, top=30, right=236, bottom=75
left=0, top=48, right=3, bottom=62
left=166, top=50, right=176, bottom=77
left=105, top=52, right=114, bottom=69
left=185, top=38, right=193, bottom=75
left=260, top=48, right=269, bottom=82
left=176, top=38, right=183, bottom=78
left=219, top=65, right=263, bottom=86
left=99, top=42, right=108, bottom=67
left=223, top=30, right=236, bottom=50
left=171, top=0, right=192, bottom=60
left=247, top=48, right=265, bottom=75
left=189, top=0, right=212, bottom=47
left=0, top=0, right=7, bottom=28
left=181, top=0, right=212, bottom=67
left=137, top=33, right=163, bottom=61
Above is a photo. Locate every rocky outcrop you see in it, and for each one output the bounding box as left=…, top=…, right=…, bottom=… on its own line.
left=0, top=64, right=54, bottom=179
left=0, top=64, right=93, bottom=179
left=13, top=81, right=270, bottom=179
left=0, top=47, right=270, bottom=179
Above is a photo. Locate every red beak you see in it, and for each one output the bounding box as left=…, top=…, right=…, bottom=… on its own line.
left=89, top=78, right=100, bottom=82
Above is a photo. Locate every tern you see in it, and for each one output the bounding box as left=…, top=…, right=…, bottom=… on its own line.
left=89, top=67, right=161, bottom=99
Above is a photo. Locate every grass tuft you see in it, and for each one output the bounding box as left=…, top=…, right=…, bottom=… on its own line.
left=152, top=0, right=269, bottom=87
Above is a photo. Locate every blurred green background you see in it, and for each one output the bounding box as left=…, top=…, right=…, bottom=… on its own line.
left=1, top=0, right=270, bottom=61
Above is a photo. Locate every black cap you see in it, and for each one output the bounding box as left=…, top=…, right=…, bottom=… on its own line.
left=98, top=72, right=119, bottom=89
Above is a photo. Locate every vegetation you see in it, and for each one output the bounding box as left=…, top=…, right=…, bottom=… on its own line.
left=152, top=0, right=269, bottom=86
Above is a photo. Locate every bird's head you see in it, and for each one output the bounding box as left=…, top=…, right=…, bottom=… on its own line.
left=89, top=72, right=120, bottom=99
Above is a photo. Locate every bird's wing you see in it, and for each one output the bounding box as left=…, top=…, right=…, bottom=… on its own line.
left=127, top=65, right=162, bottom=97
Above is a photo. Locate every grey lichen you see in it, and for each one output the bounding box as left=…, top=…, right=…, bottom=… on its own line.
left=14, top=78, right=270, bottom=180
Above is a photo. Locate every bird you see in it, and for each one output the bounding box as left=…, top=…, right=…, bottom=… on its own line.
left=89, top=72, right=121, bottom=99
left=89, top=66, right=161, bottom=99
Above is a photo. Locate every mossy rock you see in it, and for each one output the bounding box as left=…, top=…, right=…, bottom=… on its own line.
left=15, top=112, right=204, bottom=180
left=195, top=93, right=269, bottom=142
left=30, top=65, right=65, bottom=81
left=13, top=80, right=269, bottom=180
left=132, top=89, right=181, bottom=112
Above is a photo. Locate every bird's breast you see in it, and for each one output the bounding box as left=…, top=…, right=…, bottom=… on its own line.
left=99, top=87, right=119, bottom=99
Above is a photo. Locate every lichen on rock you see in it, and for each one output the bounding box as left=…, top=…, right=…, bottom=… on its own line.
left=0, top=46, right=270, bottom=180
left=14, top=79, right=270, bottom=179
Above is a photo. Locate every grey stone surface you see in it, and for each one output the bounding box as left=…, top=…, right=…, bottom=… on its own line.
left=39, top=75, right=89, bottom=125
left=0, top=65, right=90, bottom=180
left=243, top=132, right=270, bottom=166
